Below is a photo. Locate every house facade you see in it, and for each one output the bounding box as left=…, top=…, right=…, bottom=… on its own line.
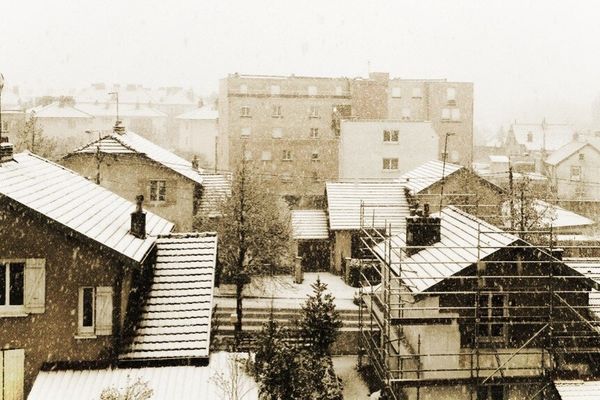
left=338, top=120, right=438, bottom=180
left=61, top=129, right=206, bottom=231
left=175, top=106, right=218, bottom=168
left=0, top=146, right=174, bottom=397
left=545, top=140, right=600, bottom=201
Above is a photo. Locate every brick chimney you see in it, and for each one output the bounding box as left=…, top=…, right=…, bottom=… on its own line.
left=405, top=203, right=441, bottom=256
left=130, top=195, right=146, bottom=239
left=0, top=137, right=14, bottom=164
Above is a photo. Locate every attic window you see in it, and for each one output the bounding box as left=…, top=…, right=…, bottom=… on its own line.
left=579, top=153, right=585, bottom=161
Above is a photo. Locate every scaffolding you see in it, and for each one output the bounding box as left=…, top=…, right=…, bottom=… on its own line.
left=356, top=198, right=600, bottom=400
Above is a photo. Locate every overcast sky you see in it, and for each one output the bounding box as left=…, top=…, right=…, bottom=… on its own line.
left=1, top=0, right=600, bottom=134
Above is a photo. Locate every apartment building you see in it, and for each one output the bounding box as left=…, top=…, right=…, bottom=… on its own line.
left=218, top=73, right=473, bottom=201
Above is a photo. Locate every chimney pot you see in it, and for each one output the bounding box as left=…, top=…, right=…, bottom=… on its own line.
left=0, top=138, right=14, bottom=164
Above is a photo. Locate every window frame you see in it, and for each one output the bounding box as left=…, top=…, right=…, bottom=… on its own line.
left=412, top=87, right=422, bottom=98
left=391, top=87, right=401, bottom=98
left=477, top=292, right=508, bottom=344
left=309, top=106, right=320, bottom=118
left=149, top=179, right=167, bottom=202
left=78, top=286, right=96, bottom=337
left=282, top=150, right=292, bottom=161
left=383, top=130, right=399, bottom=143
left=241, top=127, right=251, bottom=137
left=382, top=158, right=399, bottom=171
left=0, top=261, right=25, bottom=312
left=272, top=127, right=283, bottom=139
left=272, top=105, right=282, bottom=118
left=570, top=165, right=582, bottom=181
left=311, top=151, right=320, bottom=162
left=310, top=128, right=319, bottom=139
left=240, top=106, right=251, bottom=117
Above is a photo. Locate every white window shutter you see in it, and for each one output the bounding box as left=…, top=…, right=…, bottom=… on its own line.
left=24, top=259, right=45, bottom=314
left=95, top=286, right=113, bottom=336
left=3, top=349, right=25, bottom=400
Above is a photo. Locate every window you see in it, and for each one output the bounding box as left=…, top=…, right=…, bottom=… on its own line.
left=243, top=150, right=252, bottom=161
left=240, top=106, right=251, bottom=117
left=477, top=385, right=504, bottom=400
left=310, top=128, right=319, bottom=139
left=311, top=171, right=319, bottom=183
left=308, top=86, right=317, bottom=96
left=383, top=158, right=399, bottom=171
left=272, top=105, right=282, bottom=118
left=579, top=153, right=585, bottom=161
left=261, top=150, right=272, bottom=161
left=527, top=132, right=533, bottom=142
left=392, top=87, right=401, bottom=98
left=272, top=128, right=283, bottom=138
left=239, top=84, right=248, bottom=94
left=478, top=293, right=507, bottom=343
left=442, top=108, right=451, bottom=121
left=0, top=262, right=24, bottom=306
left=1, top=348, right=25, bottom=400
left=78, top=286, right=113, bottom=337
left=270, top=85, right=280, bottom=96
left=447, top=87, right=456, bottom=102
left=241, top=127, right=251, bottom=137
left=335, top=86, right=343, bottom=96
left=150, top=180, right=166, bottom=202
left=571, top=166, right=582, bottom=181
left=309, top=106, right=320, bottom=118
left=311, top=151, right=320, bottom=161
left=383, top=130, right=399, bottom=142
left=412, top=87, right=422, bottom=98
left=2, top=121, right=9, bottom=133
left=282, top=150, right=292, bottom=161
left=401, top=108, right=411, bottom=120
left=451, top=108, right=461, bottom=121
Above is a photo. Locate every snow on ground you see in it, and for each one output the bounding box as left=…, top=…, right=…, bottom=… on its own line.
left=332, top=356, right=370, bottom=399
left=215, top=272, right=359, bottom=310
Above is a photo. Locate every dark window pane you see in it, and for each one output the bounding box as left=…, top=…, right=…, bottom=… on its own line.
left=477, top=386, right=488, bottom=400
left=0, top=263, right=6, bottom=305
left=491, top=385, right=503, bottom=400
left=491, top=324, right=503, bottom=337
left=82, top=288, right=94, bottom=327
left=9, top=263, right=24, bottom=305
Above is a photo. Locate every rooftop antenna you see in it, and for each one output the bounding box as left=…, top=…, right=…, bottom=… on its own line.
left=439, top=132, right=456, bottom=211
left=108, top=91, right=119, bottom=125
left=0, top=73, right=4, bottom=144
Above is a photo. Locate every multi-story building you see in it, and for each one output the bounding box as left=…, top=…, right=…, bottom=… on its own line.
left=338, top=120, right=438, bottom=179
left=175, top=105, right=218, bottom=168
left=218, top=73, right=473, bottom=201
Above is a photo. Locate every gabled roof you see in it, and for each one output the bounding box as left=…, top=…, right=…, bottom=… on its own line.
left=565, top=261, right=600, bottom=321
left=545, top=140, right=600, bottom=166
left=197, top=173, right=232, bottom=217
left=398, top=160, right=463, bottom=193
left=120, top=233, right=217, bottom=361
left=0, top=152, right=173, bottom=263
left=28, top=102, right=93, bottom=119
left=291, top=210, right=329, bottom=240
left=533, top=200, right=595, bottom=229
left=325, top=182, right=410, bottom=232
left=176, top=107, right=218, bottom=120
left=376, top=206, right=518, bottom=292
left=510, top=122, right=574, bottom=152
left=70, top=130, right=204, bottom=185
left=28, top=352, right=258, bottom=400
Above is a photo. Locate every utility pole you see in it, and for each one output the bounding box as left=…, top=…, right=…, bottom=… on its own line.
left=509, top=164, right=514, bottom=231
left=31, top=110, right=36, bottom=153
left=0, top=73, right=4, bottom=143
left=108, top=91, right=119, bottom=124
left=439, top=132, right=455, bottom=211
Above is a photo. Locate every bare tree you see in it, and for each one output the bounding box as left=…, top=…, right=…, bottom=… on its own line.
left=211, top=354, right=255, bottom=400
left=197, top=157, right=292, bottom=348
left=99, top=376, right=153, bottom=400
left=14, top=112, right=57, bottom=159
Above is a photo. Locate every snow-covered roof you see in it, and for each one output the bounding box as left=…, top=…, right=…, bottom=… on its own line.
left=121, top=233, right=217, bottom=361
left=0, top=152, right=174, bottom=263
left=291, top=210, right=329, bottom=240
left=28, top=352, right=258, bottom=400
left=546, top=140, right=600, bottom=166
left=375, top=206, right=518, bottom=293
left=398, top=160, right=463, bottom=193
left=70, top=130, right=204, bottom=185
left=197, top=173, right=232, bottom=217
left=533, top=200, right=595, bottom=229
left=489, top=155, right=509, bottom=163
left=326, top=181, right=409, bottom=232
left=510, top=122, right=574, bottom=152
left=28, top=102, right=93, bottom=119
left=77, top=103, right=167, bottom=118
left=176, top=107, right=218, bottom=120
left=554, top=380, right=600, bottom=400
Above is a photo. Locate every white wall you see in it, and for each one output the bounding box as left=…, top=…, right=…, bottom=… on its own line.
left=339, top=120, right=439, bottom=179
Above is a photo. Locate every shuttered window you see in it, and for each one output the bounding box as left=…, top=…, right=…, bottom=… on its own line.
left=78, top=286, right=113, bottom=337
left=1, top=259, right=44, bottom=316
left=24, top=259, right=45, bottom=313
left=1, top=349, right=25, bottom=400
left=95, top=287, right=113, bottom=336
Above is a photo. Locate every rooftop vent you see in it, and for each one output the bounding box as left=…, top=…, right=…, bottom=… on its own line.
left=0, top=137, right=14, bottom=164
left=130, top=195, right=146, bottom=239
